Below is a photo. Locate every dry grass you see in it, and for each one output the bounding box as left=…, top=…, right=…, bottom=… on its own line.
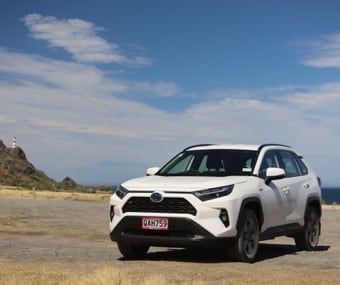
left=1, top=260, right=339, bottom=285
left=62, top=266, right=225, bottom=285
left=0, top=186, right=111, bottom=202
left=0, top=261, right=230, bottom=285
left=322, top=204, right=340, bottom=210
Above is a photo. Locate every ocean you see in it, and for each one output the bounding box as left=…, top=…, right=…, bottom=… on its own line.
left=322, top=187, right=340, bottom=204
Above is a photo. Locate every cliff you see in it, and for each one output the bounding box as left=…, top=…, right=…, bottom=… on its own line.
left=0, top=139, right=57, bottom=189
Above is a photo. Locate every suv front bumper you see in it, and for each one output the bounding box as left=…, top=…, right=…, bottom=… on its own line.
left=110, top=216, right=235, bottom=248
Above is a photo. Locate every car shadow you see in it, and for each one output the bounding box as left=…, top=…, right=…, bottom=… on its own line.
left=119, top=243, right=330, bottom=263
left=255, top=243, right=330, bottom=262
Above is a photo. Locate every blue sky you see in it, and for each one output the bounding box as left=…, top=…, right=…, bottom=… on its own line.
left=1, top=1, right=340, bottom=186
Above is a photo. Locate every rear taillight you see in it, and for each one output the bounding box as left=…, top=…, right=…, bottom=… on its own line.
left=317, top=177, right=322, bottom=187
left=110, top=206, right=115, bottom=221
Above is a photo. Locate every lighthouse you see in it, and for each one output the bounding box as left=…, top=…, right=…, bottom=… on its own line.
left=11, top=136, right=17, bottom=148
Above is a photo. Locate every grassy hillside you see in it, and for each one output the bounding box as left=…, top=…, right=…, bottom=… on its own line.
left=0, top=139, right=115, bottom=193
left=0, top=139, right=57, bottom=189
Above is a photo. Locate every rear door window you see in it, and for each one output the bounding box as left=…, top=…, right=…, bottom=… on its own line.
left=278, top=150, right=301, bottom=177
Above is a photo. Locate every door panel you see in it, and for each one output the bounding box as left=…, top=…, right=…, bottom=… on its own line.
left=258, top=150, right=291, bottom=229
left=261, top=179, right=292, bottom=229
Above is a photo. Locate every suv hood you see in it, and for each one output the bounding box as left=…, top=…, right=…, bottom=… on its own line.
left=122, top=175, right=248, bottom=192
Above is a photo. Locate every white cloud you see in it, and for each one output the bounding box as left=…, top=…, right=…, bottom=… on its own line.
left=283, top=82, right=340, bottom=119
left=0, top=48, right=125, bottom=93
left=0, top=49, right=176, bottom=140
left=22, top=14, right=152, bottom=66
left=1, top=47, right=340, bottom=185
left=299, top=33, right=340, bottom=68
left=132, top=81, right=183, bottom=97
left=2, top=29, right=340, bottom=185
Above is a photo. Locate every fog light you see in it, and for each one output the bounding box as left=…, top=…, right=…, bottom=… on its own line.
left=110, top=206, right=115, bottom=221
left=219, top=209, right=229, bottom=227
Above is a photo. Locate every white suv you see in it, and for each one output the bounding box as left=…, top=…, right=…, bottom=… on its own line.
left=109, top=144, right=322, bottom=262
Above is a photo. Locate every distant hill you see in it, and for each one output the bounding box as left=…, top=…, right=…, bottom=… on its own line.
left=0, top=138, right=116, bottom=193
left=0, top=139, right=58, bottom=189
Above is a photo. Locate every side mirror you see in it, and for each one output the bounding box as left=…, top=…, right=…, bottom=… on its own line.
left=146, top=167, right=160, bottom=176
left=265, top=167, right=286, bottom=185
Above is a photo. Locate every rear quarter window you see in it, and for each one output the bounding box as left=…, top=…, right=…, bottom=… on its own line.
left=295, top=156, right=308, bottom=175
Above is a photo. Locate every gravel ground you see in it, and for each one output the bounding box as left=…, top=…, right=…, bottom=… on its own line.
left=0, top=197, right=339, bottom=284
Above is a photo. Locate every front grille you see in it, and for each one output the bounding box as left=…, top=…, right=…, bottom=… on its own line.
left=122, top=197, right=197, bottom=215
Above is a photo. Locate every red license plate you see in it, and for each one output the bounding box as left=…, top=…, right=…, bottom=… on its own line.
left=142, top=217, right=169, bottom=230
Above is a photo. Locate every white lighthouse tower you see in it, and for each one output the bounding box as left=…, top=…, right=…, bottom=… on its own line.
left=11, top=136, right=17, bottom=148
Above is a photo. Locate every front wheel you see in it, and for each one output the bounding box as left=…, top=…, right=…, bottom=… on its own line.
left=117, top=242, right=149, bottom=259
left=230, top=209, right=259, bottom=263
left=295, top=207, right=320, bottom=251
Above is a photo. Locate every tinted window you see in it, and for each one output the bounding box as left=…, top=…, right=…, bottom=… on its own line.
left=259, top=150, right=309, bottom=179
left=158, top=149, right=257, bottom=177
left=278, top=151, right=300, bottom=177
left=295, top=155, right=308, bottom=175
left=259, top=150, right=281, bottom=179
left=278, top=150, right=309, bottom=177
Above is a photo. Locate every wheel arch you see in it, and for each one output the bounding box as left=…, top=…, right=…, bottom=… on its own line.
left=305, top=196, right=322, bottom=218
left=237, top=197, right=264, bottom=231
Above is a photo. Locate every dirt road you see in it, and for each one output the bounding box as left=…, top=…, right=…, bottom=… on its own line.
left=0, top=197, right=339, bottom=284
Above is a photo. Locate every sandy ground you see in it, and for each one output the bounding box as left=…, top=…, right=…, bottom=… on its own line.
left=0, top=191, right=339, bottom=284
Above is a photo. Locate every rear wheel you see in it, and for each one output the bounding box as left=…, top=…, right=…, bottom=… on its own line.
left=117, top=242, right=149, bottom=259
left=230, top=209, right=259, bottom=263
left=295, top=207, right=320, bottom=251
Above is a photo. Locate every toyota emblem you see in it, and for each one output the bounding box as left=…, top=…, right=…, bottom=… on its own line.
left=150, top=191, right=164, bottom=203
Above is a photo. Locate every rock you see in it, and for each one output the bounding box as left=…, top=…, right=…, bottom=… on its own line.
left=9, top=146, right=27, bottom=160
left=60, top=176, right=77, bottom=189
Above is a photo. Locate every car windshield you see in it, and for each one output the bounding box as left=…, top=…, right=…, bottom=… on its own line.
left=158, top=149, right=257, bottom=177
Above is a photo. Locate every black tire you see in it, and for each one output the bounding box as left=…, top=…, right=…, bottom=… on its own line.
left=230, top=209, right=259, bottom=263
left=117, top=242, right=149, bottom=259
left=295, top=207, right=320, bottom=251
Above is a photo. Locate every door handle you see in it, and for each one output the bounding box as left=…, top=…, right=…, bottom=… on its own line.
left=283, top=186, right=290, bottom=194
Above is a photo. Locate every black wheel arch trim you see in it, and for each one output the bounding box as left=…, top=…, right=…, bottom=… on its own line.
left=236, top=197, right=264, bottom=232
left=305, top=196, right=322, bottom=218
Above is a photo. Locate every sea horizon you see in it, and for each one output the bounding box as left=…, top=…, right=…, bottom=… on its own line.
left=322, top=187, right=340, bottom=204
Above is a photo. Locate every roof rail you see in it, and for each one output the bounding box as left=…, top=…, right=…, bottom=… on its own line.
left=183, top=144, right=215, bottom=151
left=258, top=143, right=291, bottom=151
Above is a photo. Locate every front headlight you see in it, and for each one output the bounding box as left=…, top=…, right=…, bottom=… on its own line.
left=115, top=185, right=129, bottom=199
left=194, top=185, right=234, bottom=201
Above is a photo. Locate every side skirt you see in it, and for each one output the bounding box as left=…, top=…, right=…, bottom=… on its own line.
left=260, top=223, right=303, bottom=241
